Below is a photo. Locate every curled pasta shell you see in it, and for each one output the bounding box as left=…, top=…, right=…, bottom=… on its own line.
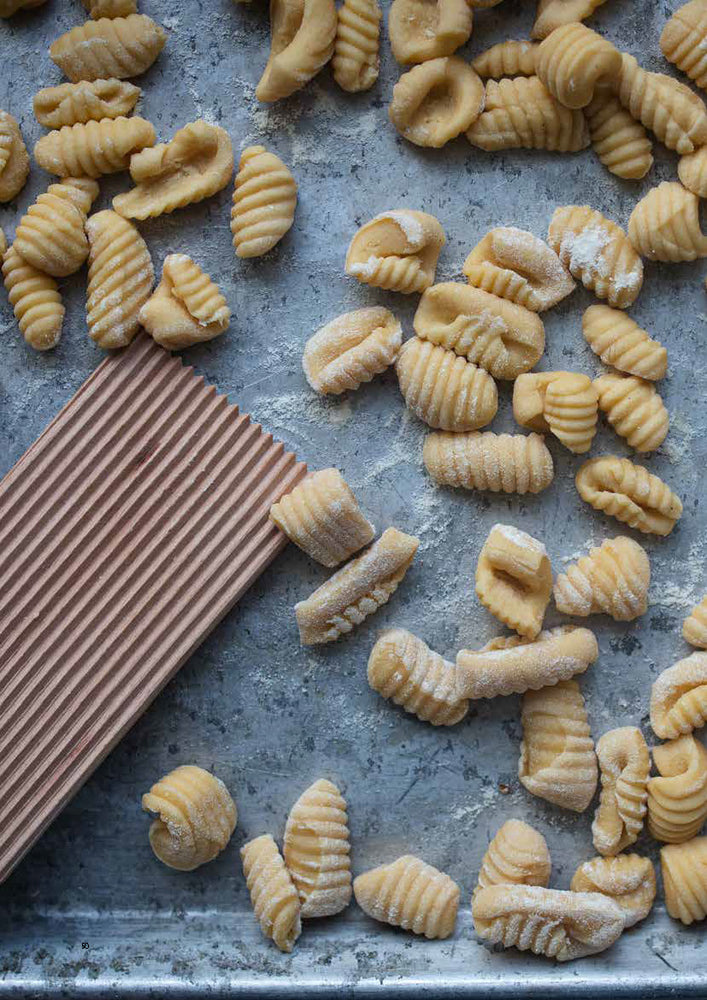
left=475, top=819, right=551, bottom=895
left=592, top=726, right=650, bottom=855
left=661, top=836, right=707, bottom=925
left=256, top=0, right=337, bottom=102
left=531, top=0, right=608, bottom=40
left=575, top=455, right=682, bottom=536
left=535, top=22, right=621, bottom=110
left=513, top=371, right=598, bottom=454
left=476, top=523, right=553, bottom=640
left=660, top=0, right=707, bottom=91
left=684, top=598, right=707, bottom=650
left=388, top=0, right=472, bottom=65
left=269, top=467, right=375, bottom=567
left=367, top=627, right=468, bottom=725
left=283, top=779, right=352, bottom=918
left=140, top=253, right=230, bottom=350
left=554, top=536, right=650, bottom=622
left=141, top=765, right=237, bottom=871
left=650, top=652, right=707, bottom=740
left=34, top=116, right=156, bottom=178
left=678, top=145, right=707, bottom=197
left=570, top=855, right=655, bottom=928
left=303, top=306, right=402, bottom=395
left=647, top=734, right=707, bottom=844
left=0, top=111, right=29, bottom=203
left=346, top=209, right=445, bottom=294
left=2, top=245, right=64, bottom=351
left=33, top=79, right=141, bottom=129
left=332, top=0, right=381, bottom=92
left=241, top=834, right=302, bottom=952
left=472, top=40, right=538, bottom=79
left=396, top=338, right=498, bottom=432
left=456, top=625, right=598, bottom=700
left=231, top=145, right=297, bottom=259
left=354, top=855, right=460, bottom=939
left=49, top=15, right=167, bottom=82
left=423, top=430, right=554, bottom=495
left=628, top=180, right=707, bottom=263
left=14, top=179, right=99, bottom=278
left=594, top=372, right=668, bottom=453
left=582, top=305, right=667, bottom=381
left=584, top=92, right=653, bottom=180
left=389, top=57, right=484, bottom=148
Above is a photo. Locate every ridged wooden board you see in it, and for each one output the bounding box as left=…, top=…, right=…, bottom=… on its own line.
left=0, top=335, right=306, bottom=885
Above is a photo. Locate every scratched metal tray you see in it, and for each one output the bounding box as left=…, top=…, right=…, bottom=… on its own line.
left=2, top=0, right=707, bottom=995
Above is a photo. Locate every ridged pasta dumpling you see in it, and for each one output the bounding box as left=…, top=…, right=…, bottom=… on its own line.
left=389, top=57, right=485, bottom=148
left=684, top=598, right=707, bottom=650
left=256, top=0, right=337, bottom=102
left=570, top=855, right=656, bottom=928
left=660, top=0, right=707, bottom=91
left=140, top=253, right=230, bottom=350
left=535, top=22, right=622, bottom=109
left=354, top=854, right=460, bottom=938
left=0, top=111, right=29, bottom=203
left=650, top=652, right=707, bottom=740
left=592, top=726, right=650, bottom=856
left=475, top=819, right=551, bottom=895
left=628, top=180, right=707, bottom=263
left=476, top=523, right=553, bottom=640
left=582, top=305, right=667, bottom=381
left=678, top=145, right=707, bottom=198
left=2, top=245, right=64, bottom=351
left=472, top=40, right=538, bottom=79
left=594, top=372, right=668, bottom=453
left=49, top=15, right=167, bottom=82
left=423, top=430, right=554, bottom=495
left=33, top=79, right=141, bottom=129
left=241, top=834, right=302, bottom=951
left=575, top=456, right=683, bottom=536
left=231, top=145, right=297, bottom=259
left=584, top=92, right=653, bottom=180
left=661, top=836, right=707, bottom=924
left=303, top=307, right=402, bottom=395
left=388, top=0, right=472, bottom=65
left=531, top=0, right=609, bottom=40
left=14, top=178, right=99, bottom=278
left=553, top=536, right=650, bottom=622
left=33, top=117, right=156, bottom=177
left=346, top=209, right=445, bottom=294
left=647, top=735, right=707, bottom=843
left=332, top=0, right=381, bottom=92
left=513, top=370, right=598, bottom=454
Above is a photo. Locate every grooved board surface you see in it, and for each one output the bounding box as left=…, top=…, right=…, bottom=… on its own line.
left=0, top=335, right=306, bottom=885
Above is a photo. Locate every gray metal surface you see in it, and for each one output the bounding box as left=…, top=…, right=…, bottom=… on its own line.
left=1, top=0, right=707, bottom=995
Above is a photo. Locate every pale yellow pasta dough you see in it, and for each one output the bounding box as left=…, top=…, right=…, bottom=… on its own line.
left=584, top=92, right=653, bottom=180
left=575, top=455, right=683, bottom=536
left=582, top=305, right=667, bottom=381
left=345, top=209, right=445, bottom=294
left=139, top=254, right=230, bottom=350
left=389, top=58, right=484, bottom=148
left=594, top=371, right=668, bottom=453
left=628, top=180, right=707, bottom=263
left=535, top=22, right=621, bottom=110
left=661, top=0, right=707, bottom=91
left=513, top=371, right=598, bottom=454
left=256, top=0, right=337, bottom=102
left=83, top=0, right=136, bottom=17
left=333, top=0, right=381, bottom=92
left=570, top=855, right=655, bottom=928
left=2, top=245, right=64, bottom=351
left=684, top=598, right=707, bottom=650
left=592, top=726, right=649, bottom=856
left=650, top=652, right=707, bottom=740
left=34, top=117, right=156, bottom=178
left=33, top=79, right=141, bottom=129
left=303, top=307, right=402, bottom=395
left=475, top=820, right=551, bottom=896
left=354, top=855, right=460, bottom=938
left=476, top=523, right=552, bottom=640
left=14, top=178, right=99, bottom=278
left=531, top=0, right=608, bottom=40
left=0, top=112, right=29, bottom=203
left=231, top=145, right=297, bottom=259
left=472, top=40, right=538, bottom=79
left=661, top=836, right=707, bottom=924
left=647, top=735, right=707, bottom=843
left=678, top=145, right=707, bottom=197
left=388, top=0, right=472, bottom=65
left=553, top=536, right=650, bottom=622
left=241, top=834, right=302, bottom=952
left=49, top=15, right=167, bottom=82
left=423, top=430, right=554, bottom=495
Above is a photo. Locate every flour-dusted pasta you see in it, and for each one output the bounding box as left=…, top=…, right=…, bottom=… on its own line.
left=332, top=0, right=381, bottom=92
left=142, top=764, right=237, bottom=870
left=85, top=210, right=153, bottom=349
left=582, top=305, right=667, bottom=381
left=389, top=58, right=485, bottom=148
left=113, top=121, right=234, bottom=220
left=463, top=226, right=575, bottom=312
left=472, top=40, right=538, bottom=78
left=354, top=855, right=460, bottom=938
left=34, top=117, right=155, bottom=177
left=575, top=456, right=683, bottom=536
left=584, top=93, right=653, bottom=180
left=661, top=0, right=707, bottom=91
left=256, top=0, right=337, bottom=102
left=0, top=0, right=45, bottom=15
left=628, top=181, right=707, bottom=263
left=547, top=205, right=643, bottom=308
left=303, top=307, right=402, bottom=395
left=396, top=338, right=498, bottom=432
left=367, top=628, right=468, bottom=725
left=33, top=79, right=141, bottom=129
left=535, top=23, right=621, bottom=109
left=592, top=727, right=650, bottom=856
left=423, top=431, right=554, bottom=494
left=661, top=836, right=707, bottom=924
left=0, top=112, right=29, bottom=203
left=594, top=372, right=669, bottom=453
left=650, top=652, right=707, bottom=740
left=531, top=0, right=608, bottom=40
left=466, top=77, right=590, bottom=152
left=684, top=599, right=707, bottom=650
left=554, top=536, right=650, bottom=622
left=475, top=820, right=551, bottom=896
left=14, top=178, right=99, bottom=278
left=294, top=527, right=419, bottom=645
left=283, top=779, right=352, bottom=918
left=83, top=0, right=136, bottom=16
left=476, top=524, right=553, bottom=640
left=241, top=834, right=302, bottom=952
left=648, top=735, right=707, bottom=843
left=570, top=855, right=655, bottom=927
left=230, top=145, right=297, bottom=259
left=513, top=371, right=598, bottom=454
left=472, top=885, right=624, bottom=961
left=2, top=246, right=64, bottom=351
left=678, top=146, right=707, bottom=197
left=413, top=282, right=545, bottom=379
left=519, top=679, right=598, bottom=812
left=49, top=15, right=167, bottom=82
left=270, top=468, right=375, bottom=567
left=346, top=209, right=445, bottom=294
left=139, top=254, right=230, bottom=350
left=456, top=626, right=598, bottom=700
left=388, top=0, right=472, bottom=64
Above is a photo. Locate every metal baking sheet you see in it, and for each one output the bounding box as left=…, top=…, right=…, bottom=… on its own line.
left=1, top=0, right=707, bottom=996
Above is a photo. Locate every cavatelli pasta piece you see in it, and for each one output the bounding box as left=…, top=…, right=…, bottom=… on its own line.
left=332, top=0, right=381, bottom=92
left=354, top=855, right=460, bottom=939
left=0, top=0, right=46, bottom=15
left=303, top=307, right=402, bottom=395
left=519, top=679, right=598, bottom=812
left=230, top=145, right=297, bottom=259
left=346, top=209, right=445, bottom=294
left=616, top=53, right=707, bottom=155
left=513, top=371, right=598, bottom=454
left=0, top=112, right=29, bottom=203
left=34, top=116, right=155, bottom=178
left=628, top=181, right=707, bottom=263
left=647, top=735, right=707, bottom=843
left=678, top=146, right=707, bottom=197
left=1, top=246, right=64, bottom=351
left=49, top=15, right=167, bottom=82
left=661, top=836, right=707, bottom=924
left=547, top=205, right=643, bottom=309
left=456, top=625, right=598, bottom=700
left=83, top=0, right=136, bottom=17
left=422, top=430, right=554, bottom=495
left=472, top=884, right=623, bottom=961
left=413, top=282, right=545, bottom=379
left=140, top=253, right=230, bottom=350
left=466, top=76, right=590, bottom=152
left=531, top=0, right=608, bottom=40
left=594, top=372, right=668, bottom=453
left=33, top=79, right=141, bottom=129
left=462, top=226, right=575, bottom=312
left=396, top=338, right=498, bottom=432
left=269, top=467, right=375, bottom=567
left=475, top=820, right=551, bottom=895
left=294, top=527, right=419, bottom=645
left=535, top=22, right=621, bottom=110
left=582, top=305, right=667, bottom=380
left=256, top=0, right=337, bottom=102
left=592, top=727, right=650, bottom=855
left=575, top=455, right=683, bottom=536
left=584, top=92, right=653, bottom=180
left=283, top=779, right=352, bottom=918
left=684, top=599, right=707, bottom=650
left=388, top=0, right=472, bottom=64
left=14, top=178, right=99, bottom=278
left=650, top=652, right=707, bottom=740
left=85, top=210, right=153, bottom=349
left=472, top=40, right=538, bottom=79
left=367, top=628, right=468, bottom=725
left=476, top=523, right=553, bottom=640
left=241, top=834, right=302, bottom=952
left=570, top=855, right=655, bottom=927
left=113, top=121, right=234, bottom=220
left=554, top=536, right=650, bottom=622
left=389, top=57, right=485, bottom=148
left=661, top=0, right=707, bottom=91
left=141, top=764, right=237, bottom=871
